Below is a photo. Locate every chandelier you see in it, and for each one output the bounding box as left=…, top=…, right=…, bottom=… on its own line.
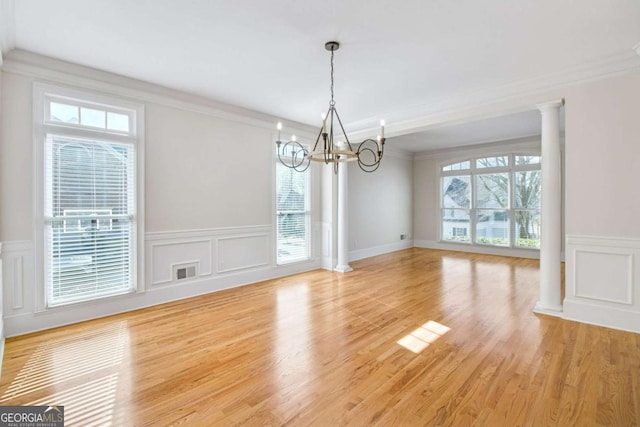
left=276, top=41, right=386, bottom=173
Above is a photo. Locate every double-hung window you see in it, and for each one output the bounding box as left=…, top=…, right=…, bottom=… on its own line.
left=275, top=149, right=311, bottom=264
left=35, top=85, right=144, bottom=307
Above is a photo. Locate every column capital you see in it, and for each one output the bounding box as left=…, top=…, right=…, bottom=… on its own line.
left=537, top=99, right=564, bottom=113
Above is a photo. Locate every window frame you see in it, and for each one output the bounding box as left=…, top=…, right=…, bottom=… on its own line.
left=33, top=83, right=145, bottom=310
left=439, top=152, right=541, bottom=250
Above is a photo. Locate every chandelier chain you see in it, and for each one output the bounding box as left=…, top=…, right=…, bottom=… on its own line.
left=330, top=48, right=335, bottom=104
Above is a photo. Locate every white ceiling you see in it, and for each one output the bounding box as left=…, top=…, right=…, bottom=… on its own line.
left=2, top=0, right=639, bottom=150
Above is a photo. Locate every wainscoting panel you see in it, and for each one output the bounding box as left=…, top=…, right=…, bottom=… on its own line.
left=3, top=224, right=321, bottom=337
left=217, top=234, right=270, bottom=273
left=574, top=250, right=632, bottom=304
left=564, top=235, right=640, bottom=333
left=1, top=241, right=34, bottom=316
left=150, top=239, right=212, bottom=286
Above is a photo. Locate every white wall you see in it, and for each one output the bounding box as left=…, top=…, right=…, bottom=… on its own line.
left=145, top=104, right=273, bottom=232
left=562, top=72, right=640, bottom=333
left=0, top=52, right=321, bottom=336
left=348, top=150, right=413, bottom=261
left=0, top=66, right=5, bottom=356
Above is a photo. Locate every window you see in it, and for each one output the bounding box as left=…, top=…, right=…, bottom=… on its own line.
left=275, top=159, right=310, bottom=264
left=452, top=227, right=467, bottom=237
left=36, top=85, right=143, bottom=307
left=475, top=172, right=509, bottom=246
left=440, top=153, right=541, bottom=249
left=442, top=160, right=470, bottom=172
left=441, top=175, right=471, bottom=242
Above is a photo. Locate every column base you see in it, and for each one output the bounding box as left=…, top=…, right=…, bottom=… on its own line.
left=533, top=301, right=563, bottom=318
left=334, top=264, right=353, bottom=273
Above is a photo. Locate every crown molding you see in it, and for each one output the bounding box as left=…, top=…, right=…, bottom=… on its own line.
left=1, top=49, right=317, bottom=138
left=413, top=135, right=545, bottom=160
left=347, top=49, right=640, bottom=141
left=380, top=145, right=413, bottom=161
left=0, top=0, right=15, bottom=60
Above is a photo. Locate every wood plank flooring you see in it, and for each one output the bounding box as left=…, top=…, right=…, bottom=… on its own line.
left=1, top=248, right=638, bottom=426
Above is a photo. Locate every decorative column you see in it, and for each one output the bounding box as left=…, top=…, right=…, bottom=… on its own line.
left=534, top=100, right=564, bottom=316
left=335, top=161, right=353, bottom=273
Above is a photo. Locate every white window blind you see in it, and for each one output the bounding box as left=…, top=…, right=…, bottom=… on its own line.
left=276, top=162, right=310, bottom=264
left=44, top=134, right=136, bottom=306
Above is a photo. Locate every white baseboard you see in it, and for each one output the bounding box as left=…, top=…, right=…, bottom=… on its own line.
left=414, top=239, right=541, bottom=259
left=1, top=225, right=323, bottom=337
left=3, top=258, right=319, bottom=337
left=563, top=299, right=640, bottom=334
left=349, top=240, right=414, bottom=262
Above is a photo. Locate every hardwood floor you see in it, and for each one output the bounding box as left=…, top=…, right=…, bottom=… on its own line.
left=1, top=248, right=638, bottom=426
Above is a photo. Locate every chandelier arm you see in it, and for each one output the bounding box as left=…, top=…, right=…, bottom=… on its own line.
left=278, top=141, right=311, bottom=171
left=356, top=141, right=381, bottom=166
left=311, top=126, right=323, bottom=154
left=355, top=139, right=383, bottom=173
left=357, top=158, right=382, bottom=173
left=332, top=107, right=353, bottom=151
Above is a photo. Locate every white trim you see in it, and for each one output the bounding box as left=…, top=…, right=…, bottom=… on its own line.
left=414, top=239, right=540, bottom=260
left=563, top=299, right=640, bottom=334
left=2, top=50, right=317, bottom=139
left=216, top=233, right=270, bottom=273
left=564, top=234, right=640, bottom=334
left=2, top=257, right=319, bottom=337
left=634, top=41, right=640, bottom=58
left=33, top=82, right=146, bottom=309
left=349, top=240, right=414, bottom=262
left=566, top=234, right=640, bottom=248
left=146, top=225, right=272, bottom=241
left=414, top=136, right=542, bottom=160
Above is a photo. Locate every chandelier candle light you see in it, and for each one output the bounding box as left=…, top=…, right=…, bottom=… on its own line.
left=276, top=41, right=386, bottom=173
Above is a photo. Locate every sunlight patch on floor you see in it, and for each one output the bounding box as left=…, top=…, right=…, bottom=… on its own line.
left=397, top=320, right=450, bottom=353
left=1, top=322, right=127, bottom=401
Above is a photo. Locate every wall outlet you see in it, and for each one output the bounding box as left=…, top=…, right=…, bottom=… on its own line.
left=400, top=233, right=408, bottom=240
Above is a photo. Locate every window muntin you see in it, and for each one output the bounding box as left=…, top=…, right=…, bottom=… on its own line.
left=515, top=155, right=541, bottom=165
left=442, top=160, right=470, bottom=172
left=475, top=156, right=508, bottom=168
left=47, top=95, right=135, bottom=135
left=441, top=175, right=471, bottom=242
left=276, top=161, right=310, bottom=264
left=440, top=153, right=540, bottom=249
left=37, top=87, right=142, bottom=308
